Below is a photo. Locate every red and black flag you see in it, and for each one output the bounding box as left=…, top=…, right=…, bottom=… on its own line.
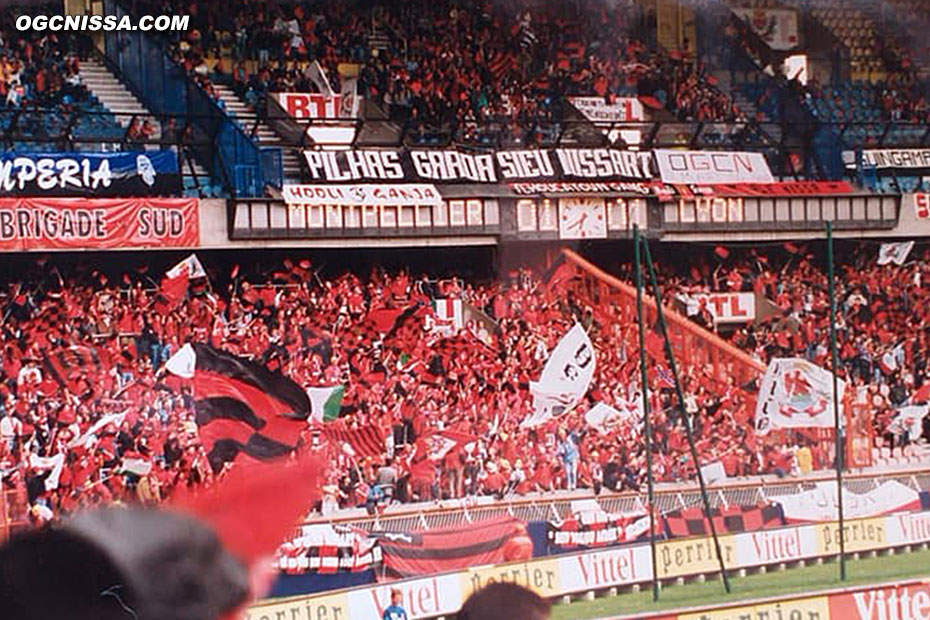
left=165, top=343, right=311, bottom=472
left=43, top=346, right=103, bottom=399
left=321, top=420, right=385, bottom=458
left=155, top=254, right=208, bottom=314
left=663, top=503, right=784, bottom=538
left=373, top=516, right=528, bottom=579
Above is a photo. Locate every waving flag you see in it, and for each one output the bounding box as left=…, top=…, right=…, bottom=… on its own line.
left=416, top=429, right=476, bottom=462
left=165, top=343, right=311, bottom=471
left=306, top=385, right=345, bottom=423
left=157, top=254, right=207, bottom=312
left=878, top=241, right=915, bottom=266
left=43, top=345, right=102, bottom=396
left=754, top=358, right=845, bottom=435
left=523, top=323, right=596, bottom=428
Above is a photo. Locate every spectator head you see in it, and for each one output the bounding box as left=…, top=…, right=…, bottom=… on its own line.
left=457, top=583, right=551, bottom=620
left=391, top=588, right=403, bottom=606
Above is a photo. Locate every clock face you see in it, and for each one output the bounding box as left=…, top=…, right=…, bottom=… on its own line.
left=558, top=198, right=608, bottom=240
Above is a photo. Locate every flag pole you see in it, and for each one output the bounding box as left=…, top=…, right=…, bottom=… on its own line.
left=642, top=239, right=731, bottom=593
left=634, top=225, right=660, bottom=602
left=827, top=221, right=847, bottom=581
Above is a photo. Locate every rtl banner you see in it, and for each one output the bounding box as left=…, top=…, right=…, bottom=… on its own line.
left=680, top=292, right=756, bottom=324
left=754, top=358, right=845, bottom=435
left=0, top=151, right=181, bottom=197
left=655, top=150, right=775, bottom=185
left=0, top=197, right=199, bottom=251
left=275, top=92, right=360, bottom=119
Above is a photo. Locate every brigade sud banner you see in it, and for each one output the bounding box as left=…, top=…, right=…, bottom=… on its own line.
left=754, top=358, right=845, bottom=435
left=523, top=323, right=596, bottom=428
left=0, top=151, right=181, bottom=197
left=0, top=197, right=199, bottom=251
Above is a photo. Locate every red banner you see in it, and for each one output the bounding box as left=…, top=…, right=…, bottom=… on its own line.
left=685, top=181, right=855, bottom=197
left=0, top=198, right=199, bottom=251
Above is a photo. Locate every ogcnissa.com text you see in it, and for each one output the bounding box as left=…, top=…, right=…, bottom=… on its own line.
left=15, top=14, right=190, bottom=32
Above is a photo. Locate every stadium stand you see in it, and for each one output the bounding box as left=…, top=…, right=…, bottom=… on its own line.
left=1, top=241, right=927, bottom=527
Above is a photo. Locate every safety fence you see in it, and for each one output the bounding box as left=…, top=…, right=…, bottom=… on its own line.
left=248, top=510, right=930, bottom=620
left=305, top=469, right=930, bottom=536
left=101, top=0, right=271, bottom=197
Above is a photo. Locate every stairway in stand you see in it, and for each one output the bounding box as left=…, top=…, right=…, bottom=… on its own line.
left=212, top=83, right=303, bottom=183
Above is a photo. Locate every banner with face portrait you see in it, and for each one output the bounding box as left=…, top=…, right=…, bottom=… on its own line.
left=0, top=151, right=181, bottom=197
left=523, top=323, right=596, bottom=428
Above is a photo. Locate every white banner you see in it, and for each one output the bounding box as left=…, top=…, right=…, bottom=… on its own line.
left=732, top=8, right=800, bottom=50
left=681, top=292, right=756, bottom=323
left=524, top=324, right=596, bottom=428
left=430, top=299, right=463, bottom=336
left=569, top=97, right=645, bottom=123
left=699, top=461, right=727, bottom=486
left=282, top=184, right=443, bottom=207
left=843, top=149, right=930, bottom=170
left=347, top=573, right=464, bottom=620
left=878, top=241, right=915, bottom=266
left=776, top=481, right=921, bottom=523
left=655, top=150, right=775, bottom=185
left=755, top=358, right=845, bottom=435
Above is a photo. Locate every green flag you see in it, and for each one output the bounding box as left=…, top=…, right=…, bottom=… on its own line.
left=307, top=386, right=345, bottom=423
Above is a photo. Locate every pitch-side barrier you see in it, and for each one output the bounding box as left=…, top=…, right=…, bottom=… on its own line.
left=612, top=577, right=930, bottom=620
left=247, top=510, right=930, bottom=620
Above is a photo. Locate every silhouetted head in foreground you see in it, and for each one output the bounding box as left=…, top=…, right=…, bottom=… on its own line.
left=0, top=507, right=249, bottom=620
left=457, top=582, right=552, bottom=620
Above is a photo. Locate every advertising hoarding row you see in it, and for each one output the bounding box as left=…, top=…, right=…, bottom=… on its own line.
left=248, top=511, right=930, bottom=620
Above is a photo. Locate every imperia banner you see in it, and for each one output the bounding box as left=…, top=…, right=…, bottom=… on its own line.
left=0, top=151, right=181, bottom=197
left=0, top=197, right=199, bottom=250
left=302, top=148, right=659, bottom=183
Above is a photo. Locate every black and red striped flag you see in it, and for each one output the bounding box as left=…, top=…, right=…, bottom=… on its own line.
left=373, top=516, right=527, bottom=579
left=165, top=343, right=311, bottom=472
left=321, top=421, right=385, bottom=459
left=43, top=346, right=103, bottom=398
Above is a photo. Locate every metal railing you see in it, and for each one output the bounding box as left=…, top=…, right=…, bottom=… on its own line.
left=101, top=0, right=270, bottom=197
left=303, top=468, right=930, bottom=534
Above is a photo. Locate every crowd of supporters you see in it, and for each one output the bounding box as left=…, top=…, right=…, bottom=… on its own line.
left=0, top=4, right=89, bottom=110
left=1, top=242, right=928, bottom=524
left=129, top=0, right=744, bottom=144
